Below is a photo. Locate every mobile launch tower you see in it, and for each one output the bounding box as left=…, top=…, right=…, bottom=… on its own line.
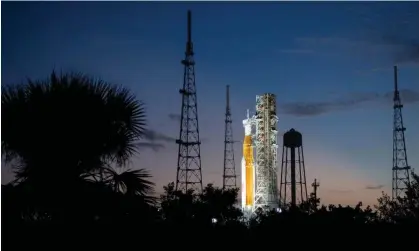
left=241, top=93, right=279, bottom=212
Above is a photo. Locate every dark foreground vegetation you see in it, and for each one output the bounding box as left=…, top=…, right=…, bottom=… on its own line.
left=2, top=72, right=418, bottom=248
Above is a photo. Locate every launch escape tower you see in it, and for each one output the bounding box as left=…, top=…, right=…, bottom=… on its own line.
left=254, top=94, right=279, bottom=210
left=279, top=129, right=308, bottom=208
left=392, top=66, right=411, bottom=199
left=175, top=10, right=203, bottom=193
left=223, top=85, right=237, bottom=189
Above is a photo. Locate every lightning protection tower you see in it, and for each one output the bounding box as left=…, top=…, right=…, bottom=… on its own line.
left=175, top=10, right=203, bottom=193
left=223, top=85, right=237, bottom=189
left=279, top=128, right=308, bottom=208
left=392, top=65, right=411, bottom=199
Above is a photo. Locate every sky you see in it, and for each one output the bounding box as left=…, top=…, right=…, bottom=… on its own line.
left=2, top=1, right=419, bottom=206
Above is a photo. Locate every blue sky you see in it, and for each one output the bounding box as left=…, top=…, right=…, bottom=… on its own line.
left=2, top=2, right=419, bottom=206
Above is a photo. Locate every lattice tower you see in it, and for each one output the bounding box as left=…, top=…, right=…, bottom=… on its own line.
left=175, top=10, right=203, bottom=193
left=223, top=85, right=237, bottom=189
left=392, top=65, right=411, bottom=199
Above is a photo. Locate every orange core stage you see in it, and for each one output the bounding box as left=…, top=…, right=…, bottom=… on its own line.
left=243, top=135, right=254, bottom=206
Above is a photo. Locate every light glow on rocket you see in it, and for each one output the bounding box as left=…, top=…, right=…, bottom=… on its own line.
left=241, top=110, right=255, bottom=209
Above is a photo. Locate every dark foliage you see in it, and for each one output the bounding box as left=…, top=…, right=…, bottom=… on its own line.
left=2, top=71, right=418, bottom=248
left=1, top=72, right=156, bottom=225
left=159, top=182, right=244, bottom=228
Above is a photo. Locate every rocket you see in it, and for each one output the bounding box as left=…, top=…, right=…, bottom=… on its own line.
left=241, top=157, right=246, bottom=208
left=241, top=110, right=255, bottom=210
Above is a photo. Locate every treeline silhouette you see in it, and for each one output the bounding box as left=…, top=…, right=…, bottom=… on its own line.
left=2, top=72, right=418, bottom=248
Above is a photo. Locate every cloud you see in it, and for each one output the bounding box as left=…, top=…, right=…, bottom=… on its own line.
left=290, top=34, right=419, bottom=65
left=355, top=66, right=393, bottom=76
left=279, top=92, right=378, bottom=116
left=136, top=142, right=165, bottom=152
left=168, top=113, right=181, bottom=121
left=143, top=129, right=175, bottom=143
left=384, top=89, right=419, bottom=104
left=277, top=49, right=315, bottom=55
left=136, top=129, right=176, bottom=152
left=279, top=89, right=419, bottom=117
left=328, top=189, right=353, bottom=194
left=365, top=184, right=384, bottom=190
left=286, top=36, right=396, bottom=63
left=294, top=36, right=371, bottom=52
left=378, top=36, right=419, bottom=64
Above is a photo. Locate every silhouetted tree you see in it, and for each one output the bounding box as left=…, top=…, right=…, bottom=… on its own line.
left=101, top=167, right=156, bottom=204
left=159, top=182, right=197, bottom=224
left=376, top=171, right=419, bottom=224
left=1, top=71, right=154, bottom=222
left=311, top=202, right=376, bottom=225
left=159, top=183, right=243, bottom=228
left=299, top=192, right=321, bottom=214
left=197, top=184, right=243, bottom=225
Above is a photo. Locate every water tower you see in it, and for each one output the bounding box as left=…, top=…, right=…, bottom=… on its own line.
left=279, top=128, right=308, bottom=208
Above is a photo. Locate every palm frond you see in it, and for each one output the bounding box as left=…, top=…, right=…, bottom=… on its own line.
left=1, top=71, right=148, bottom=185
left=102, top=167, right=155, bottom=197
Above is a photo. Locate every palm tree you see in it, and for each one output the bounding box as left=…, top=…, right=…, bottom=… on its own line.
left=1, top=71, right=155, bottom=219
left=103, top=167, right=156, bottom=205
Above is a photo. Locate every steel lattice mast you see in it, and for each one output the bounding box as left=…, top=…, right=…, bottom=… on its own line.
left=392, top=65, right=411, bottom=199
left=223, top=85, right=237, bottom=189
left=175, top=10, right=203, bottom=193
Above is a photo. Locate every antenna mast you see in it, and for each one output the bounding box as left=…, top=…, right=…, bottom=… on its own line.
left=175, top=10, right=203, bottom=193
left=392, top=65, right=411, bottom=199
left=311, top=179, right=320, bottom=202
left=223, top=85, right=237, bottom=189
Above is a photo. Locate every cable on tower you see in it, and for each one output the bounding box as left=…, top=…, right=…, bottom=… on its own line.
left=223, top=85, right=237, bottom=189
left=175, top=10, right=203, bottom=193
left=392, top=65, right=411, bottom=199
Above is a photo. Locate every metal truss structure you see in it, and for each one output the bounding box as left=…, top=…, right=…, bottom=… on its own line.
left=392, top=66, right=411, bottom=199
left=253, top=94, right=279, bottom=210
left=223, top=85, right=237, bottom=189
left=175, top=10, right=203, bottom=193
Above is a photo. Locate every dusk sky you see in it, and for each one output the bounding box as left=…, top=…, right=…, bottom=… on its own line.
left=2, top=1, right=419, bottom=206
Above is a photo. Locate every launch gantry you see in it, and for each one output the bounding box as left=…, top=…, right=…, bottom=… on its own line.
left=241, top=94, right=279, bottom=212
left=254, top=94, right=279, bottom=210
